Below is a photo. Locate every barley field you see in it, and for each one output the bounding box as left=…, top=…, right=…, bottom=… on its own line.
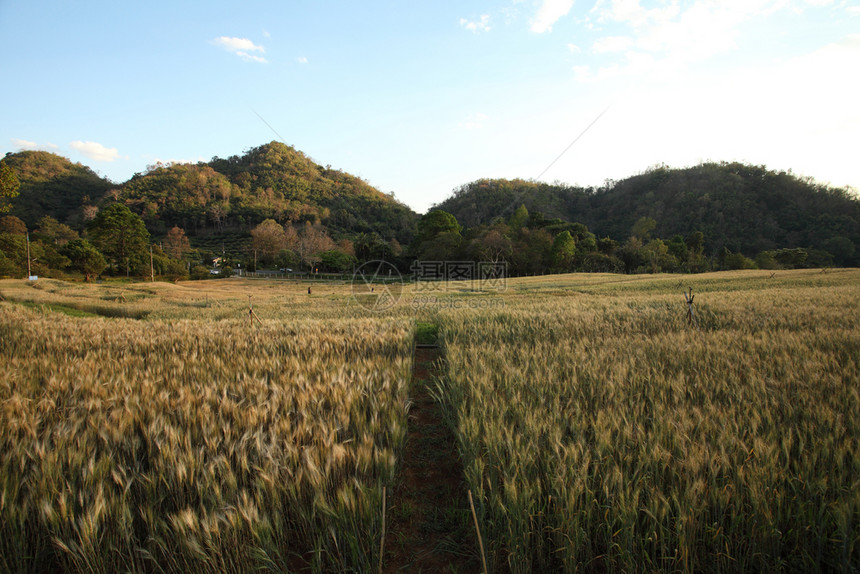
left=0, top=279, right=412, bottom=573
left=1, top=270, right=858, bottom=573
left=436, top=269, right=860, bottom=572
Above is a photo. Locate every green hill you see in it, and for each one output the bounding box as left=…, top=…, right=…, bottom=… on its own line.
left=435, top=163, right=860, bottom=264
left=3, top=142, right=419, bottom=247
left=119, top=142, right=417, bottom=244
left=2, top=151, right=113, bottom=228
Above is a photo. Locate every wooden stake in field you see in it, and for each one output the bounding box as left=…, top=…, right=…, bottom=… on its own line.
left=684, top=287, right=697, bottom=327
left=248, top=295, right=263, bottom=327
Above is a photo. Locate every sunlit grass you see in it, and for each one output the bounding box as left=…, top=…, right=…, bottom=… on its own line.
left=436, top=269, right=860, bottom=572
left=1, top=269, right=858, bottom=572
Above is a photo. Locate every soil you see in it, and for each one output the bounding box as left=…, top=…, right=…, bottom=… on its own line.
left=381, top=346, right=483, bottom=574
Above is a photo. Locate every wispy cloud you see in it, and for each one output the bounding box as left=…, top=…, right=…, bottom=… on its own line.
left=297, top=56, right=309, bottom=64
left=460, top=14, right=491, bottom=33
left=531, top=0, right=575, bottom=33
left=580, top=0, right=803, bottom=79
left=212, top=36, right=268, bottom=63
left=592, top=35, right=634, bottom=54
left=70, top=141, right=120, bottom=162
left=460, top=112, right=489, bottom=130
left=11, top=138, right=59, bottom=151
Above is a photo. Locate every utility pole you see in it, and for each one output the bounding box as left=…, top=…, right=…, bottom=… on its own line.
left=26, top=232, right=31, bottom=278
left=150, top=245, right=154, bottom=282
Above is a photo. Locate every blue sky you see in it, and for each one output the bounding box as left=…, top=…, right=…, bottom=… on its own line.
left=1, top=0, right=858, bottom=213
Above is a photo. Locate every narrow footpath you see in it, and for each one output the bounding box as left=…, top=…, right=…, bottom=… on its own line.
left=381, top=346, right=482, bottom=573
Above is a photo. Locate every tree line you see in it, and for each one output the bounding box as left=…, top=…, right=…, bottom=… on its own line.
left=1, top=150, right=857, bottom=282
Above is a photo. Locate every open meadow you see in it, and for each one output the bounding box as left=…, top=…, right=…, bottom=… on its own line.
left=1, top=269, right=858, bottom=572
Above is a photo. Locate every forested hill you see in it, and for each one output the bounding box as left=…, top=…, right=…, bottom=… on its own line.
left=3, top=142, right=418, bottom=244
left=435, top=162, right=860, bottom=259
left=122, top=142, right=417, bottom=242
left=2, top=151, right=114, bottom=228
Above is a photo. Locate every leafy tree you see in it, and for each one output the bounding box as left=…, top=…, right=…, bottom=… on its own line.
left=86, top=203, right=150, bottom=273
left=0, top=159, right=20, bottom=214
left=61, top=238, right=106, bottom=281
left=771, top=248, right=808, bottom=269
left=597, top=237, right=618, bottom=255
left=822, top=236, right=855, bottom=266
left=511, top=228, right=553, bottom=275
left=415, top=210, right=461, bottom=245
left=685, top=231, right=705, bottom=256
left=641, top=239, right=677, bottom=273
left=414, top=210, right=462, bottom=260
left=666, top=235, right=689, bottom=262
left=631, top=217, right=657, bottom=242
left=298, top=222, right=336, bottom=270
left=319, top=249, right=357, bottom=272
left=251, top=219, right=287, bottom=264
left=470, top=228, right=512, bottom=264
left=724, top=250, right=756, bottom=270
left=0, top=215, right=26, bottom=235
left=418, top=230, right=463, bottom=262
left=509, top=204, right=529, bottom=231
left=36, top=216, right=78, bottom=245
left=275, top=249, right=299, bottom=270
left=550, top=231, right=576, bottom=271
left=165, top=226, right=191, bottom=260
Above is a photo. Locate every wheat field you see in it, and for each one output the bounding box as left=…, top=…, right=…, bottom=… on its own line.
left=436, top=269, right=860, bottom=572
left=0, top=279, right=412, bottom=573
left=1, top=270, right=858, bottom=572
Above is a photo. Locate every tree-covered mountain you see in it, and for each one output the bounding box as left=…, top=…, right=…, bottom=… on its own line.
left=2, top=151, right=113, bottom=228
left=119, top=142, right=417, bottom=243
left=435, top=163, right=860, bottom=263
left=2, top=142, right=418, bottom=245
left=3, top=146, right=859, bottom=280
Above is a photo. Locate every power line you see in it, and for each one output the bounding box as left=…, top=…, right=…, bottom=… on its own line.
left=535, top=104, right=611, bottom=181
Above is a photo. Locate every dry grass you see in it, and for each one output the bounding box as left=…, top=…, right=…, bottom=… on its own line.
left=2, top=270, right=858, bottom=572
left=436, top=269, right=860, bottom=572
left=0, top=283, right=412, bottom=573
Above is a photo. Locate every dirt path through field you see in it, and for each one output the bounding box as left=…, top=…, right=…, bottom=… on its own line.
left=381, top=346, right=482, bottom=573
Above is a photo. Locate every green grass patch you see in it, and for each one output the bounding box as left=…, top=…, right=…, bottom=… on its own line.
left=15, top=301, right=100, bottom=318
left=415, top=322, right=439, bottom=346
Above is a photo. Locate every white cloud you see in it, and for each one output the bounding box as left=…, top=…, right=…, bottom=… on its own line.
left=297, top=56, right=309, bottom=64
left=11, top=138, right=59, bottom=151
left=580, top=0, right=804, bottom=80
left=212, top=36, right=268, bottom=63
left=460, top=112, right=489, bottom=130
left=460, top=14, right=491, bottom=33
left=69, top=141, right=120, bottom=162
left=532, top=0, right=576, bottom=33
left=592, top=35, right=634, bottom=53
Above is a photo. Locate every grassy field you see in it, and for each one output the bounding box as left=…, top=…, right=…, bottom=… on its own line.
left=1, top=269, right=858, bottom=572
left=437, top=269, right=860, bottom=572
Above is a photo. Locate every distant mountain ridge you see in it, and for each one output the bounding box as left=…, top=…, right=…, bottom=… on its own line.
left=4, top=147, right=859, bottom=265
left=3, top=142, right=418, bottom=244
left=435, top=162, right=860, bottom=260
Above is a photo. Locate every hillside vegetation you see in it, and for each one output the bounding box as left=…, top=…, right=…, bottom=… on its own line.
left=436, top=163, right=860, bottom=262
left=2, top=146, right=858, bottom=281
